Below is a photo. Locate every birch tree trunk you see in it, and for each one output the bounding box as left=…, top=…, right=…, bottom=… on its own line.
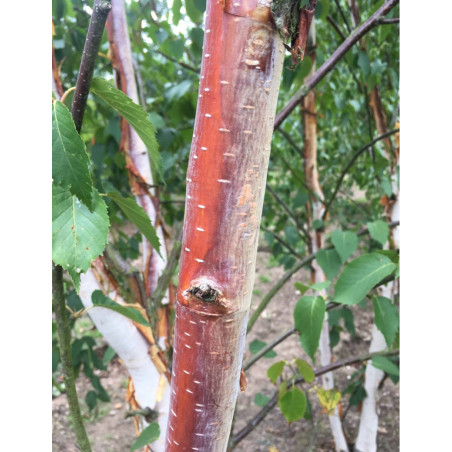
left=345, top=4, right=399, bottom=450
left=166, top=1, right=285, bottom=450
left=107, top=0, right=168, bottom=302
left=354, top=129, right=399, bottom=452
left=302, top=21, right=349, bottom=452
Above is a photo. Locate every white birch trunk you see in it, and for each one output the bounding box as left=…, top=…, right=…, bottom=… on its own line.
left=355, top=155, right=399, bottom=452
left=110, top=0, right=168, bottom=301
left=79, top=270, right=170, bottom=452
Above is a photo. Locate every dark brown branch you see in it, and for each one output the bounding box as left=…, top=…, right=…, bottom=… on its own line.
left=243, top=327, right=296, bottom=371
left=230, top=349, right=399, bottom=448
left=322, top=129, right=399, bottom=220
left=71, top=0, right=112, bottom=133
left=261, top=227, right=304, bottom=260
left=274, top=0, right=399, bottom=129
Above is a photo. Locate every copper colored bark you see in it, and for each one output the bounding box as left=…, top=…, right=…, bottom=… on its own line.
left=166, top=1, right=284, bottom=450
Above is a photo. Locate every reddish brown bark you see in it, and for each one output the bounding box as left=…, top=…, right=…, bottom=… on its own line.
left=166, top=1, right=284, bottom=450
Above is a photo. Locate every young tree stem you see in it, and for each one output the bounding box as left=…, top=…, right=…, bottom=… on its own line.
left=52, top=264, right=92, bottom=452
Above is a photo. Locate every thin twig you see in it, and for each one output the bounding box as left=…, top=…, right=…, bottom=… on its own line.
left=327, top=15, right=347, bottom=41
left=230, top=349, right=399, bottom=448
left=378, top=18, right=399, bottom=25
left=261, top=227, right=304, bottom=260
left=71, top=0, right=112, bottom=133
left=274, top=0, right=399, bottom=129
left=266, top=184, right=311, bottom=245
left=155, top=49, right=200, bottom=74
left=333, top=0, right=352, bottom=33
left=322, top=129, right=399, bottom=220
left=243, top=327, right=296, bottom=371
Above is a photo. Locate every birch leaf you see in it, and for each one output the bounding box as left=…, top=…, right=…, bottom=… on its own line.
left=294, top=359, right=315, bottom=383
left=316, top=249, right=342, bottom=280
left=254, top=393, right=270, bottom=406
left=334, top=254, right=396, bottom=305
left=91, top=291, right=151, bottom=326
left=52, top=101, right=93, bottom=209
left=267, top=361, right=286, bottom=384
left=293, top=296, right=326, bottom=363
left=52, top=184, right=109, bottom=281
left=331, top=229, right=358, bottom=263
left=90, top=77, right=160, bottom=173
left=106, top=192, right=162, bottom=258
left=373, top=296, right=399, bottom=347
left=130, top=423, right=160, bottom=450
left=367, top=220, right=390, bottom=245
left=278, top=387, right=306, bottom=423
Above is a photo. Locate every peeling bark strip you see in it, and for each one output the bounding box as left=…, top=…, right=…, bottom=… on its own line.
left=166, top=1, right=284, bottom=450
left=106, top=0, right=169, bottom=302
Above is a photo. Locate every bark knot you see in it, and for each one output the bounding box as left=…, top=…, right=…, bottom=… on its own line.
left=187, top=283, right=220, bottom=303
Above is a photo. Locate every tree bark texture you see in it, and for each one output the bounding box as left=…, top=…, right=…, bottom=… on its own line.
left=53, top=264, right=92, bottom=452
left=302, top=21, right=349, bottom=452
left=166, top=1, right=284, bottom=450
left=79, top=265, right=170, bottom=452
left=355, top=128, right=399, bottom=452
left=107, top=0, right=169, bottom=305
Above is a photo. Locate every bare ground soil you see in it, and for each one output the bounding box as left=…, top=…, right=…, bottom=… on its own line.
left=52, top=251, right=399, bottom=451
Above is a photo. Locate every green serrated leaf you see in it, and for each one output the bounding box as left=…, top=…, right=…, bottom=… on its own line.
left=331, top=229, right=358, bottom=263
left=68, top=267, right=81, bottom=293
left=294, top=359, right=315, bottom=383
left=367, top=220, right=389, bottom=246
left=294, top=296, right=326, bottom=363
left=90, top=77, right=160, bottom=174
left=278, top=387, right=306, bottom=422
left=371, top=355, right=399, bottom=376
left=52, top=184, right=109, bottom=276
left=254, top=393, right=270, bottom=406
left=130, top=423, right=160, bottom=450
left=91, top=291, right=151, bottom=326
left=52, top=101, right=93, bottom=209
left=106, top=192, right=161, bottom=258
left=334, top=253, right=396, bottom=305
left=373, top=296, right=399, bottom=347
left=316, top=249, right=342, bottom=280
left=267, top=361, right=286, bottom=384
